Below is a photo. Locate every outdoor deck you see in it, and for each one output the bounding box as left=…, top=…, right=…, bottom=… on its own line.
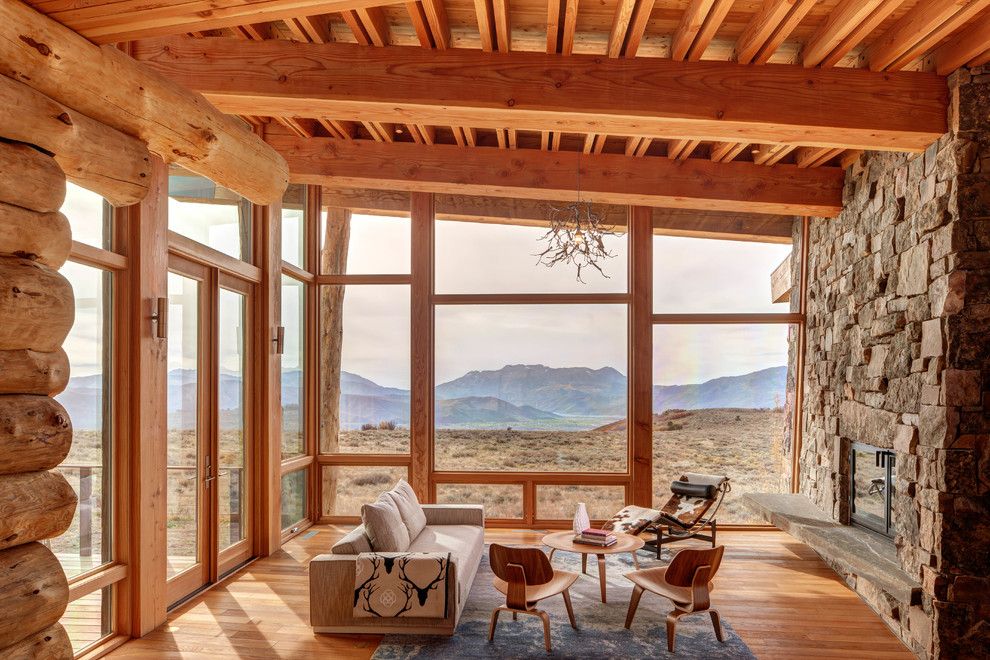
left=108, top=528, right=913, bottom=659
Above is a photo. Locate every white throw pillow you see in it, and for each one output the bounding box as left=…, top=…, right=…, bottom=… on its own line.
left=361, top=495, right=411, bottom=552
left=385, top=479, right=428, bottom=541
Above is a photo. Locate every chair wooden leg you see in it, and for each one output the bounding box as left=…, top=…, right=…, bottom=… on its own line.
left=624, top=585, right=644, bottom=629
left=631, top=550, right=640, bottom=569
left=538, top=610, right=552, bottom=652
left=709, top=609, right=725, bottom=643
left=562, top=589, right=577, bottom=629
left=581, top=553, right=587, bottom=574
left=512, top=612, right=517, bottom=621
left=488, top=608, right=501, bottom=642
left=666, top=610, right=686, bottom=653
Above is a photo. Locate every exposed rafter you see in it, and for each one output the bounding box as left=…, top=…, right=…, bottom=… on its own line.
left=546, top=0, right=578, bottom=55
left=133, top=37, right=948, bottom=153
left=267, top=135, right=845, bottom=216
left=867, top=0, right=990, bottom=71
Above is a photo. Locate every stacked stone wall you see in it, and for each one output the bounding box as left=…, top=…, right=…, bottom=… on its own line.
left=796, top=69, right=990, bottom=658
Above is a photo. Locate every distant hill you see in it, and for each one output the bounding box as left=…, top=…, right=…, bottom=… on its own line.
left=59, top=364, right=786, bottom=430
left=653, top=366, right=786, bottom=412
left=436, top=364, right=627, bottom=416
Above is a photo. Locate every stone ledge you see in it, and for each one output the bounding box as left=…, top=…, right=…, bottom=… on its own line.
left=744, top=493, right=921, bottom=606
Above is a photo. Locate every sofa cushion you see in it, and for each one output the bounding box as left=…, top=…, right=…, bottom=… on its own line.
left=330, top=524, right=373, bottom=555
left=361, top=496, right=411, bottom=552
left=385, top=479, right=428, bottom=541
left=408, top=524, right=484, bottom=602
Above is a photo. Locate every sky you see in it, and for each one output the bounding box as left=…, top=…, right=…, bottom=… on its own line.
left=60, top=181, right=793, bottom=387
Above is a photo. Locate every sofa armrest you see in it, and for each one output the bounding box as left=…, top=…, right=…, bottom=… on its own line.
left=421, top=504, right=484, bottom=527
left=309, top=553, right=459, bottom=631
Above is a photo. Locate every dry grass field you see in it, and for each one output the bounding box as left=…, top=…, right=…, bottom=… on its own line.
left=329, top=407, right=786, bottom=523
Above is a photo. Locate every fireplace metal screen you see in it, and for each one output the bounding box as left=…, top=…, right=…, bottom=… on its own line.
left=849, top=443, right=897, bottom=538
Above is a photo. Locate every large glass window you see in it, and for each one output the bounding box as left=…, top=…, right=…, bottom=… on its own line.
left=321, top=211, right=410, bottom=274
left=281, top=275, right=306, bottom=459
left=320, top=465, right=408, bottom=517
left=280, top=470, right=308, bottom=530
left=434, top=304, right=627, bottom=472
left=53, top=262, right=112, bottom=577
left=653, top=236, right=793, bottom=313
left=61, top=182, right=112, bottom=250
left=652, top=324, right=793, bottom=523
left=168, top=166, right=252, bottom=261
left=282, top=184, right=306, bottom=268
left=319, top=285, right=410, bottom=454
left=436, top=218, right=627, bottom=294
left=436, top=483, right=524, bottom=519
left=61, top=587, right=111, bottom=653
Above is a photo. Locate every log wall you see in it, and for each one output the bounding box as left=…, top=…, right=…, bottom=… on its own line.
left=0, top=100, right=79, bottom=658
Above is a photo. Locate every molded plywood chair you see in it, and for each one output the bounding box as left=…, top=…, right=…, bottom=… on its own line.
left=488, top=543, right=579, bottom=651
left=623, top=545, right=726, bottom=653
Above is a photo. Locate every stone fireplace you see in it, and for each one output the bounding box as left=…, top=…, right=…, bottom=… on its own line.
left=778, top=68, right=990, bottom=659
left=849, top=442, right=897, bottom=538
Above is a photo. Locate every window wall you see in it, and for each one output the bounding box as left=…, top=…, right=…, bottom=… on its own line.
left=54, top=183, right=120, bottom=654
left=313, top=195, right=806, bottom=527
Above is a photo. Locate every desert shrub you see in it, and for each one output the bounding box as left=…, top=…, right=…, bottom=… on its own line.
left=660, top=420, right=683, bottom=431
left=735, top=415, right=741, bottom=421
left=378, top=420, right=396, bottom=431
left=351, top=472, right=395, bottom=488
left=360, top=423, right=376, bottom=431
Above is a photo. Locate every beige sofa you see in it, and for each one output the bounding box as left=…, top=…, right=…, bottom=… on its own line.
left=310, top=503, right=485, bottom=635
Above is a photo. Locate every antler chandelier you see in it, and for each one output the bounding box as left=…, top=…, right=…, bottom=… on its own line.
left=535, top=151, right=622, bottom=282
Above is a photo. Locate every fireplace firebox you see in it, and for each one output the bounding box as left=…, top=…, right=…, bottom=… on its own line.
left=849, top=443, right=897, bottom=538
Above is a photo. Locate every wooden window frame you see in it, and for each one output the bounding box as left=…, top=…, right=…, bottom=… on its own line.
left=311, top=194, right=809, bottom=530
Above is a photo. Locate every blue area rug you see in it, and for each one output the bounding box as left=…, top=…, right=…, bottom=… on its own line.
left=373, top=546, right=754, bottom=659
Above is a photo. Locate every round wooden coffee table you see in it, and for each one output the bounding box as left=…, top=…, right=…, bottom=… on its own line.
left=542, top=531, right=645, bottom=603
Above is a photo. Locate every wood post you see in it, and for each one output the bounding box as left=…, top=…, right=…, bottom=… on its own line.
left=0, top=132, right=75, bottom=656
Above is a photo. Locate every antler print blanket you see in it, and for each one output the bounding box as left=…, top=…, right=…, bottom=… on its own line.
left=353, top=552, right=451, bottom=618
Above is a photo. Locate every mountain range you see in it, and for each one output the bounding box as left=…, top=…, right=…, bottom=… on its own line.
left=58, top=364, right=786, bottom=431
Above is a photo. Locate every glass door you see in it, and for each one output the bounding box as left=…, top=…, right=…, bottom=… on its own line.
left=167, top=258, right=255, bottom=605
left=217, top=276, right=252, bottom=574
left=166, top=264, right=210, bottom=604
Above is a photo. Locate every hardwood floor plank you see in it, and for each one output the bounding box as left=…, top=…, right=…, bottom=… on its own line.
left=109, top=528, right=911, bottom=659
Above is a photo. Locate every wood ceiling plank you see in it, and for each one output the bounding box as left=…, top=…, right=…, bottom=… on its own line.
left=867, top=0, right=990, bottom=71
left=934, top=12, right=990, bottom=74
left=136, top=37, right=949, bottom=152
left=507, top=128, right=518, bottom=149
left=233, top=22, right=274, bottom=41
left=710, top=141, right=748, bottom=163
left=634, top=137, right=652, bottom=156
left=270, top=136, right=845, bottom=216
left=802, top=0, right=887, bottom=68
left=672, top=0, right=717, bottom=61
left=735, top=0, right=797, bottom=65
left=41, top=0, right=391, bottom=43
left=546, top=0, right=579, bottom=55
left=819, top=0, right=906, bottom=68
left=285, top=15, right=333, bottom=44
left=340, top=9, right=371, bottom=45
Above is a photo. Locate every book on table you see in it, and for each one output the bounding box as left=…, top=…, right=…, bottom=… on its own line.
left=573, top=528, right=617, bottom=547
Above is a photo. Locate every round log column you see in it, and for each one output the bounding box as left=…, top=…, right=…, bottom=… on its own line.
left=0, top=202, right=72, bottom=269
left=0, top=141, right=66, bottom=213
left=0, top=258, right=74, bottom=352
left=0, top=395, right=73, bottom=474
left=0, top=623, right=72, bottom=660
left=0, top=349, right=69, bottom=396
left=0, top=543, right=70, bottom=649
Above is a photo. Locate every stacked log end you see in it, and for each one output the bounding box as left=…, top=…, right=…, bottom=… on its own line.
left=0, top=129, right=77, bottom=658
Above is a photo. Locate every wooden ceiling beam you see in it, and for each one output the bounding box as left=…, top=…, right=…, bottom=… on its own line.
left=135, top=37, right=948, bottom=153
left=342, top=7, right=390, bottom=46
left=735, top=0, right=800, bottom=64
left=686, top=0, right=733, bottom=61
left=606, top=0, right=655, bottom=58
left=710, top=141, right=748, bottom=163
left=321, top=186, right=796, bottom=243
left=546, top=0, right=578, bottom=55
left=671, top=0, right=716, bottom=61
left=232, top=23, right=274, bottom=41
left=285, top=15, right=333, bottom=43
left=868, top=0, right=990, bottom=71
left=473, top=0, right=497, bottom=52
left=40, top=0, right=390, bottom=43
left=667, top=139, right=699, bottom=160
left=750, top=0, right=818, bottom=65
left=934, top=12, right=990, bottom=74
left=406, top=1, right=433, bottom=47
left=818, top=0, right=905, bottom=68
left=803, top=0, right=889, bottom=68
left=268, top=136, right=845, bottom=216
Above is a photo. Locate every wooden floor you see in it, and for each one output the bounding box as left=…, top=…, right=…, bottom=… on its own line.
left=110, top=527, right=913, bottom=659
